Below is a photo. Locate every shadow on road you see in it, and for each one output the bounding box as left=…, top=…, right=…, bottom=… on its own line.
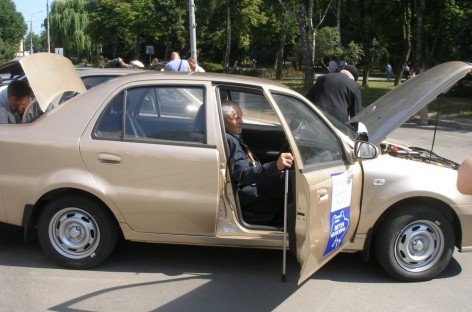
left=0, top=222, right=462, bottom=311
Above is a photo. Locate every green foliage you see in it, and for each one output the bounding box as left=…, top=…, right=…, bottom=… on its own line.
left=196, top=0, right=269, bottom=63
left=50, top=0, right=93, bottom=59
left=0, top=0, right=27, bottom=62
left=315, top=26, right=343, bottom=65
left=201, top=62, right=224, bottom=72
left=87, top=0, right=187, bottom=61
left=342, top=41, right=363, bottom=66
left=23, top=32, right=43, bottom=54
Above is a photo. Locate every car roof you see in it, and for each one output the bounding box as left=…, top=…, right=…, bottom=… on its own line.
left=90, top=70, right=290, bottom=90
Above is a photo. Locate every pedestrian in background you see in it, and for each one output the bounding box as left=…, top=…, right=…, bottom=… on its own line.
left=164, top=52, right=190, bottom=72
left=118, top=58, right=144, bottom=68
left=328, top=59, right=338, bottom=72
left=403, top=64, right=410, bottom=80
left=385, top=63, right=393, bottom=81
left=188, top=57, right=205, bottom=72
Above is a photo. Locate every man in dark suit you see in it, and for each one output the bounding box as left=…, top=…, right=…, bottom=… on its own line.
left=222, top=101, right=293, bottom=211
left=306, top=66, right=362, bottom=123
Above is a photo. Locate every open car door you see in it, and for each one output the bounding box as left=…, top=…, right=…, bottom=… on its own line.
left=267, top=90, right=363, bottom=284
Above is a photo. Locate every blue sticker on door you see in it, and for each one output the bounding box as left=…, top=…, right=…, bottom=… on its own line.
left=323, top=172, right=352, bottom=256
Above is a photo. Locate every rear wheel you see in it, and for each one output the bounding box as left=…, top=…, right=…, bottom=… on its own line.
left=375, top=205, right=454, bottom=282
left=37, top=195, right=117, bottom=269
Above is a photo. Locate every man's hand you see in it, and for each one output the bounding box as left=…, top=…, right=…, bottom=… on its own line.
left=277, top=153, right=294, bottom=171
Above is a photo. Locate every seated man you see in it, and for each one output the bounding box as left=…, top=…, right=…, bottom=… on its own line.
left=222, top=101, right=293, bottom=217
left=0, top=80, right=32, bottom=124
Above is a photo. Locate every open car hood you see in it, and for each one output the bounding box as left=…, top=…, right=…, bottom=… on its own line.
left=0, top=53, right=86, bottom=112
left=349, top=61, right=472, bottom=145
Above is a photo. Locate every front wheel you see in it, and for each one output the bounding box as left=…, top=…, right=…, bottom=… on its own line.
left=375, top=205, right=454, bottom=282
left=37, top=195, right=118, bottom=269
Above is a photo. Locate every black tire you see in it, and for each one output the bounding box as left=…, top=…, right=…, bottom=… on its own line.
left=37, top=195, right=118, bottom=269
left=375, top=204, right=454, bottom=282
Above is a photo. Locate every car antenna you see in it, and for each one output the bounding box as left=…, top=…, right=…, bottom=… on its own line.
left=429, top=93, right=443, bottom=164
left=281, top=169, right=289, bottom=282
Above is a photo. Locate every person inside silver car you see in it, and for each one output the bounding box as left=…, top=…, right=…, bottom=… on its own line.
left=222, top=100, right=293, bottom=222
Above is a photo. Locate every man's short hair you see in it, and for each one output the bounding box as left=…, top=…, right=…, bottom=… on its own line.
left=7, top=80, right=32, bottom=98
left=221, top=100, right=239, bottom=120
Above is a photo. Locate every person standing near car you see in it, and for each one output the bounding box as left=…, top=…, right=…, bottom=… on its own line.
left=305, top=66, right=362, bottom=123
left=164, top=52, right=190, bottom=72
left=0, top=80, right=33, bottom=124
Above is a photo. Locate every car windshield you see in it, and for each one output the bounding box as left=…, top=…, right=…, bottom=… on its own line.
left=320, top=110, right=358, bottom=141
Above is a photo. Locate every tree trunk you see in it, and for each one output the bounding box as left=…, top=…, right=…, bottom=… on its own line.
left=336, top=0, right=341, bottom=43
left=223, top=0, right=232, bottom=71
left=300, top=20, right=315, bottom=92
left=275, top=15, right=289, bottom=80
left=278, top=0, right=332, bottom=91
left=394, top=0, right=412, bottom=86
left=359, top=0, right=371, bottom=88
left=415, top=0, right=428, bottom=125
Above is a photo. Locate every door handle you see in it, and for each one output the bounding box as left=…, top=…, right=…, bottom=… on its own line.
left=97, top=153, right=122, bottom=165
left=317, top=188, right=329, bottom=202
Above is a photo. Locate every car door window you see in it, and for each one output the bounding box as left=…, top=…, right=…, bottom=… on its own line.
left=220, top=89, right=280, bottom=126
left=94, top=86, right=206, bottom=144
left=271, top=93, right=345, bottom=167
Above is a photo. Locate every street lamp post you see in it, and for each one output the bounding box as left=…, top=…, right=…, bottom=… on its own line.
left=47, top=0, right=50, bottom=53
left=188, top=0, right=197, bottom=61
left=30, top=11, right=43, bottom=55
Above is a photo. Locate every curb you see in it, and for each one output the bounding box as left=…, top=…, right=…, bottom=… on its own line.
left=411, top=116, right=472, bottom=131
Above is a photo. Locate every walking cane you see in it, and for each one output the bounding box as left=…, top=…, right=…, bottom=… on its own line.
left=281, top=169, right=289, bottom=282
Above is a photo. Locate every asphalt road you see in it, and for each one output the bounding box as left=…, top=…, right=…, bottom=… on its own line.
left=1, top=122, right=471, bottom=312
left=389, top=121, right=472, bottom=164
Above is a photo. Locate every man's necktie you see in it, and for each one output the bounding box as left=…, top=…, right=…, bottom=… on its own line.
left=242, top=143, right=260, bottom=167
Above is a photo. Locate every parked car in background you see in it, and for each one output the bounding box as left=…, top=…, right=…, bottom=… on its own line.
left=0, top=53, right=471, bottom=283
left=76, top=67, right=144, bottom=89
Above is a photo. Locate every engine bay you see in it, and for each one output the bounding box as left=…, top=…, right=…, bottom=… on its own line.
left=380, top=141, right=459, bottom=170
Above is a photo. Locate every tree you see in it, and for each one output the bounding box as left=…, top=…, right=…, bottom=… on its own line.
left=279, top=0, right=334, bottom=91
left=223, top=0, right=232, bottom=70
left=422, top=0, right=472, bottom=66
left=0, top=0, right=27, bottom=62
left=195, top=0, right=267, bottom=69
left=87, top=0, right=187, bottom=62
left=315, top=26, right=342, bottom=69
left=358, top=0, right=374, bottom=87
left=50, top=0, right=94, bottom=61
left=24, top=32, right=43, bottom=54
left=146, top=0, right=188, bottom=60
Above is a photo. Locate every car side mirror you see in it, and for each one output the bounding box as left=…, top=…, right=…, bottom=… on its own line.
left=354, top=141, right=378, bottom=159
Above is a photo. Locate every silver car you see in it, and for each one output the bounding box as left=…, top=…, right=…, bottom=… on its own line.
left=0, top=53, right=471, bottom=283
